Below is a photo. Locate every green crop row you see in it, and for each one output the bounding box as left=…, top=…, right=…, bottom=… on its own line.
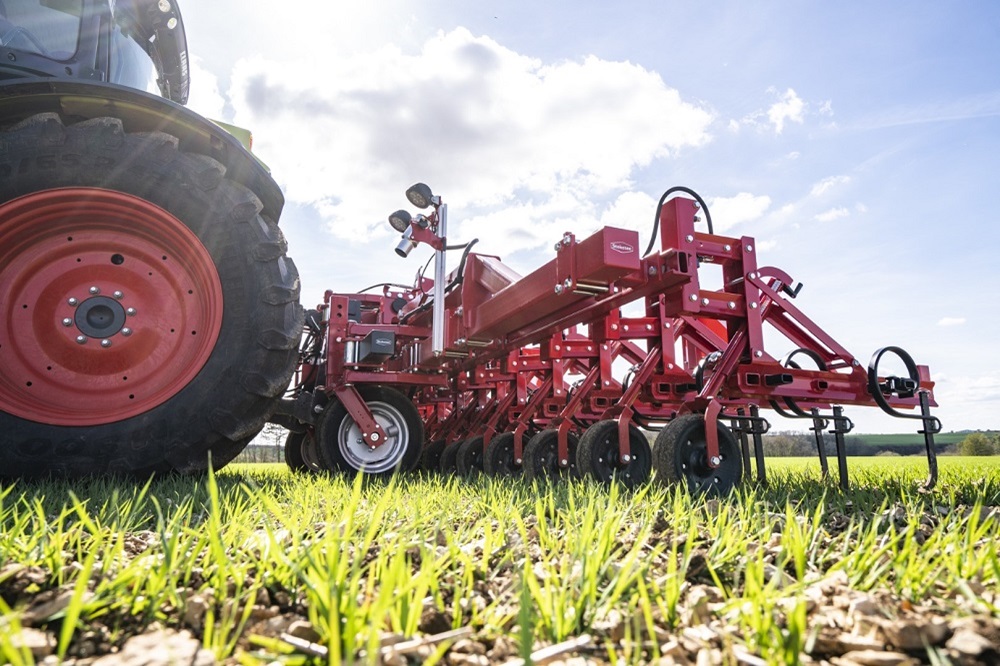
left=1, top=457, right=998, bottom=664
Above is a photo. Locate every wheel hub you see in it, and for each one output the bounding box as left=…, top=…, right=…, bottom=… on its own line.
left=73, top=295, right=128, bottom=339
left=0, top=187, right=224, bottom=426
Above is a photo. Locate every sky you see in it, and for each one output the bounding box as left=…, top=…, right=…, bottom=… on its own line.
left=180, top=1, right=1000, bottom=434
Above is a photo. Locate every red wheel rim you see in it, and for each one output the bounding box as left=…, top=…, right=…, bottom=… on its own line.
left=0, top=188, right=224, bottom=426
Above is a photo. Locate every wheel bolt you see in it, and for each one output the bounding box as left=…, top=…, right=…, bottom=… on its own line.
left=113, top=291, right=124, bottom=299
left=622, top=454, right=631, bottom=463
left=560, top=459, right=568, bottom=466
left=76, top=335, right=87, bottom=344
left=101, top=339, right=112, bottom=348
left=126, top=307, right=137, bottom=316
left=710, top=456, right=721, bottom=466
left=89, top=286, right=100, bottom=295
left=121, top=328, right=132, bottom=336
left=62, top=318, right=73, bottom=327
left=68, top=297, right=78, bottom=306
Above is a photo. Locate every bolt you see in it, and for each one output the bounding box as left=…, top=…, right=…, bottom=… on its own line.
left=724, top=244, right=732, bottom=252
left=611, top=323, right=618, bottom=330
left=62, top=318, right=73, bottom=327
left=604, top=380, right=610, bottom=386
left=701, top=298, right=710, bottom=306
left=554, top=345, right=561, bottom=351
left=563, top=278, right=572, bottom=288
left=750, top=302, right=758, bottom=309
left=646, top=324, right=653, bottom=331
left=554, top=242, right=561, bottom=252
left=314, top=405, right=324, bottom=414
left=101, top=339, right=112, bottom=348
left=664, top=322, right=671, bottom=329
left=76, top=335, right=87, bottom=344
left=560, top=459, right=568, bottom=466
left=89, top=286, right=100, bottom=295
left=126, top=307, right=137, bottom=316
left=689, top=294, right=698, bottom=302
left=622, top=454, right=631, bottom=463
left=113, top=291, right=124, bottom=299
left=121, top=327, right=132, bottom=336
left=554, top=284, right=564, bottom=295
left=647, top=265, right=657, bottom=276
left=728, top=302, right=736, bottom=310
left=745, top=245, right=754, bottom=253
left=68, top=297, right=78, bottom=306
left=710, top=456, right=721, bottom=466
left=370, top=432, right=380, bottom=442
left=755, top=350, right=763, bottom=358
left=515, top=458, right=522, bottom=465
left=686, top=234, right=694, bottom=242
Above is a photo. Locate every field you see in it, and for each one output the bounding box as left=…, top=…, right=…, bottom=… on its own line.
left=2, top=458, right=999, bottom=665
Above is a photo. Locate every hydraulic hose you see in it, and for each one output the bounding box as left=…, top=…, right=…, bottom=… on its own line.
left=644, top=186, right=713, bottom=257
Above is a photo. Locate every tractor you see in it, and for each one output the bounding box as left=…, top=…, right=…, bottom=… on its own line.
left=0, top=0, right=302, bottom=477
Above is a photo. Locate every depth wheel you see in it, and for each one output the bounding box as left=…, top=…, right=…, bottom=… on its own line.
left=421, top=439, right=446, bottom=472
left=0, top=114, right=302, bottom=477
left=318, top=386, right=423, bottom=477
left=577, top=420, right=651, bottom=488
left=284, top=431, right=307, bottom=472
left=456, top=436, right=485, bottom=477
left=653, top=414, right=742, bottom=495
left=522, top=429, right=579, bottom=481
left=483, top=432, right=521, bottom=477
left=439, top=440, right=463, bottom=474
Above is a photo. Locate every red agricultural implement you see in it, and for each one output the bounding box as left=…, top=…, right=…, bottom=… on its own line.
left=278, top=183, right=941, bottom=495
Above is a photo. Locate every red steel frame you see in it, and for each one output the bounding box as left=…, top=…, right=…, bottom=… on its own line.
left=302, top=190, right=940, bottom=487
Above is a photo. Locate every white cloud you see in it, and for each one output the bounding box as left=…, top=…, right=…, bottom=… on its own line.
left=708, top=193, right=772, bottom=232
left=855, top=202, right=868, bottom=214
left=809, top=175, right=851, bottom=197
left=767, top=88, right=805, bottom=134
left=814, top=207, right=849, bottom=222
left=225, top=28, right=714, bottom=248
left=186, top=57, right=226, bottom=120
left=937, top=317, right=966, bottom=327
left=818, top=100, right=834, bottom=116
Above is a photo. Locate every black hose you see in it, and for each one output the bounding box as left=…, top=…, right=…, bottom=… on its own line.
left=400, top=239, right=479, bottom=324
left=644, top=186, right=713, bottom=257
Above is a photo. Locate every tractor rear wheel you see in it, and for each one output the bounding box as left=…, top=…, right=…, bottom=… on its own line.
left=0, top=114, right=302, bottom=477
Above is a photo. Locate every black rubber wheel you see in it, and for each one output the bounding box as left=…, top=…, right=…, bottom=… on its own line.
left=522, top=429, right=579, bottom=481
left=285, top=430, right=324, bottom=473
left=456, top=435, right=485, bottom=476
left=318, top=385, right=423, bottom=477
left=439, top=440, right=463, bottom=475
left=576, top=420, right=652, bottom=488
left=284, top=431, right=307, bottom=472
left=653, top=414, right=743, bottom=495
left=421, top=439, right=446, bottom=472
left=483, top=432, right=522, bottom=477
left=0, top=114, right=302, bottom=478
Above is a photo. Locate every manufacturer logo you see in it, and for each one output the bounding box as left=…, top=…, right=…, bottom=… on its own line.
left=375, top=338, right=392, bottom=346
left=610, top=241, right=635, bottom=254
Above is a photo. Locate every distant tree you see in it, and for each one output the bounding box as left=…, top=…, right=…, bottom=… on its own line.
left=957, top=432, right=997, bottom=456
left=763, top=432, right=815, bottom=457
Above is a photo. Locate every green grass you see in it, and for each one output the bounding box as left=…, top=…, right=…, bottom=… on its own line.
left=1, top=458, right=998, bottom=664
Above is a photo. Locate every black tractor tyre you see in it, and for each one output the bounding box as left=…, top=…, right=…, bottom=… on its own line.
left=317, top=385, right=424, bottom=477
left=0, top=113, right=302, bottom=478
left=284, top=431, right=307, bottom=472
left=652, top=414, right=743, bottom=495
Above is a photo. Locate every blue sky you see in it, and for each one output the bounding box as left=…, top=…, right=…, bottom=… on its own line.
left=182, top=1, right=1000, bottom=433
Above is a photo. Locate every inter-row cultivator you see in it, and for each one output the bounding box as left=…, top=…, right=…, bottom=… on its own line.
left=279, top=184, right=941, bottom=494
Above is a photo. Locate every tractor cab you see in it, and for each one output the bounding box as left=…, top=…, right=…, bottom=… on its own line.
left=0, top=0, right=188, bottom=103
